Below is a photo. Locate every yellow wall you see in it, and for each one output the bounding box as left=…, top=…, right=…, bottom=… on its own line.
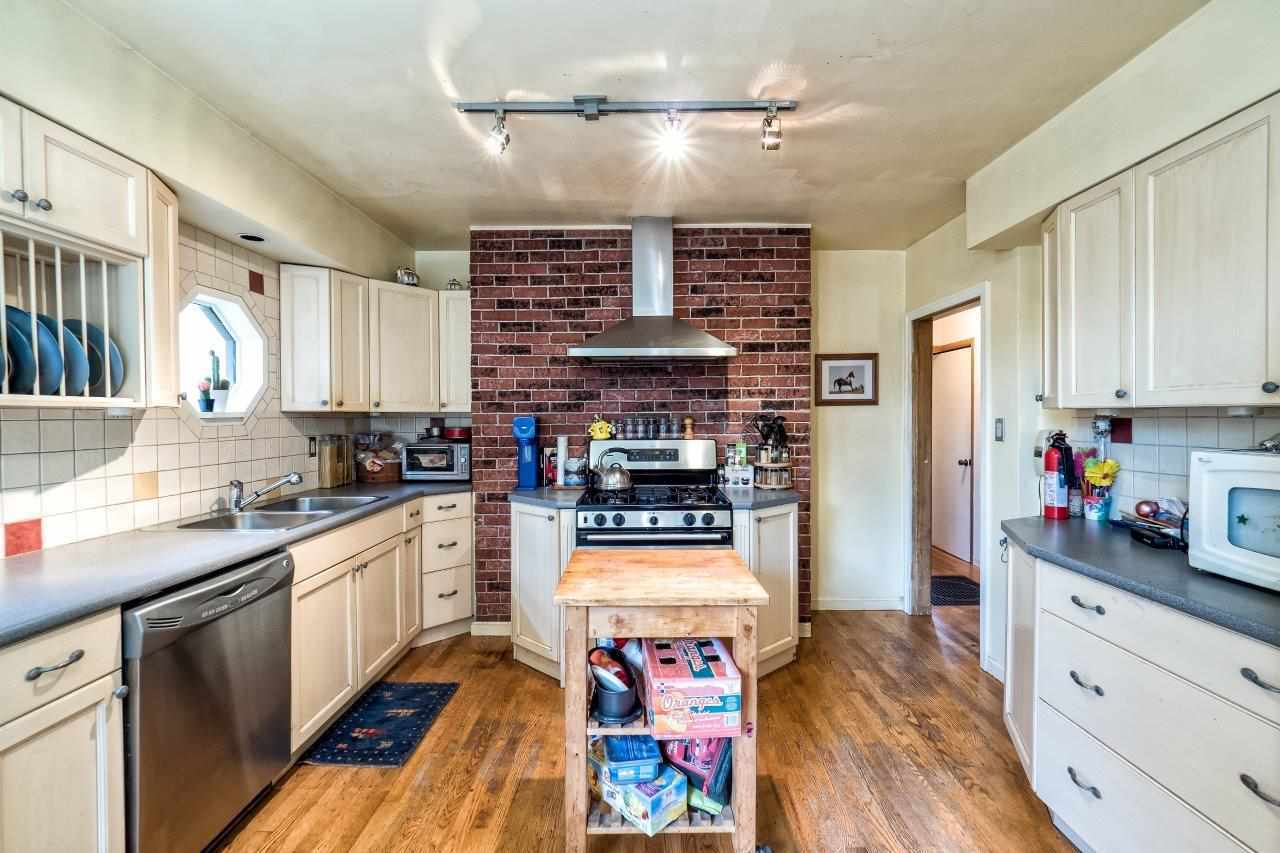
left=0, top=0, right=412, bottom=278
left=967, top=0, right=1280, bottom=248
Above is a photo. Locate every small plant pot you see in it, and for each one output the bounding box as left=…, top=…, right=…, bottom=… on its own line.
left=210, top=389, right=230, bottom=412
left=197, top=397, right=214, bottom=413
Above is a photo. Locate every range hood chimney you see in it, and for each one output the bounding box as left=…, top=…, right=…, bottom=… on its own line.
left=567, top=217, right=737, bottom=360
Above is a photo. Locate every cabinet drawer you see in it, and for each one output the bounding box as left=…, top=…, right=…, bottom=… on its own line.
left=289, top=506, right=403, bottom=584
left=422, top=492, right=470, bottom=523
left=0, top=609, right=121, bottom=725
left=423, top=564, right=472, bottom=629
left=421, top=516, right=473, bottom=572
left=1034, top=701, right=1246, bottom=853
left=1038, top=559, right=1280, bottom=726
left=1039, top=611, right=1280, bottom=851
left=403, top=498, right=426, bottom=529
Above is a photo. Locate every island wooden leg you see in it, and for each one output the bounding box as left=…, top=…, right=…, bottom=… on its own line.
left=564, top=605, right=588, bottom=853
left=732, top=605, right=758, bottom=853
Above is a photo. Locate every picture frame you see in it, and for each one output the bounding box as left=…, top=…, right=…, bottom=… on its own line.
left=815, top=353, right=879, bottom=406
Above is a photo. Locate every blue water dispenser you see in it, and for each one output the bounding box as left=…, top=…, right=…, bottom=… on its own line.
left=512, top=416, right=539, bottom=489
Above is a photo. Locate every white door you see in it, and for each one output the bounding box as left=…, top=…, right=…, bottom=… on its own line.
left=280, top=265, right=333, bottom=412
left=510, top=502, right=561, bottom=666
left=21, top=110, right=148, bottom=256
left=331, top=271, right=371, bottom=413
left=400, top=527, right=422, bottom=647
left=1059, top=170, right=1135, bottom=408
left=290, top=559, right=357, bottom=750
left=144, top=173, right=180, bottom=407
left=439, top=291, right=471, bottom=413
left=931, top=345, right=973, bottom=563
left=752, top=503, right=799, bottom=663
left=369, top=279, right=438, bottom=412
left=1134, top=93, right=1280, bottom=406
left=0, top=672, right=125, bottom=853
left=1003, top=544, right=1036, bottom=783
left=0, top=97, right=23, bottom=219
left=1040, top=211, right=1059, bottom=408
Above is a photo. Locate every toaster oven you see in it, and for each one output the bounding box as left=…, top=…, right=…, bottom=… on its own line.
left=401, top=441, right=470, bottom=481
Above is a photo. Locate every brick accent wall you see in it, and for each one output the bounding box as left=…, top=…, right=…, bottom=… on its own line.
left=469, top=226, right=811, bottom=622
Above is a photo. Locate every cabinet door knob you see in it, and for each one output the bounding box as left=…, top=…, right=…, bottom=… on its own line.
left=34, top=197, right=52, bottom=212
left=1264, top=382, right=1279, bottom=394
left=1114, top=388, right=1127, bottom=399
left=1034, top=393, right=1045, bottom=402
left=336, top=400, right=343, bottom=407
left=546, top=514, right=555, bottom=521
left=440, top=400, right=447, bottom=407
left=113, top=685, right=129, bottom=700
left=320, top=399, right=329, bottom=406
left=374, top=401, right=381, bottom=408
left=9, top=189, right=28, bottom=203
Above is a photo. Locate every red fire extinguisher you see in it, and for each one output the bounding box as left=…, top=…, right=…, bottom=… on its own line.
left=1043, top=432, right=1070, bottom=520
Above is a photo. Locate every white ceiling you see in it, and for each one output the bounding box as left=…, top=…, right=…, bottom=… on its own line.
left=70, top=0, right=1204, bottom=250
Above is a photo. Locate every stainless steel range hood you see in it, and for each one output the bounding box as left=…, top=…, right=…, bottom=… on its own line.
left=568, top=217, right=737, bottom=360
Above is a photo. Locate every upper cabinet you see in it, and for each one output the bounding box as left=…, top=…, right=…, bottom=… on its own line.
left=1038, top=212, right=1059, bottom=408
left=438, top=291, right=471, bottom=413
left=0, top=98, right=22, bottom=219
left=144, top=174, right=180, bottom=408
left=370, top=279, right=438, bottom=412
left=281, top=265, right=334, bottom=411
left=1045, top=92, right=1280, bottom=409
left=330, top=271, right=371, bottom=413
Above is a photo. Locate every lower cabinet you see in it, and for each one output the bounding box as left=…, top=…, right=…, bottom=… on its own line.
left=734, top=502, right=801, bottom=676
left=1003, top=541, right=1036, bottom=780
left=0, top=671, right=126, bottom=853
left=510, top=502, right=565, bottom=680
left=355, top=536, right=404, bottom=684
left=401, top=526, right=422, bottom=643
left=291, top=559, right=358, bottom=750
left=419, top=497, right=475, bottom=637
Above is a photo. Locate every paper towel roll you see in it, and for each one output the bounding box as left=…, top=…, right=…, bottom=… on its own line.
left=556, top=435, right=568, bottom=486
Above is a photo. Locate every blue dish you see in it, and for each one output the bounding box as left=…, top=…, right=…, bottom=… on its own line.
left=2, top=318, right=35, bottom=395
left=6, top=308, right=62, bottom=395
left=36, top=314, right=89, bottom=397
left=63, top=319, right=125, bottom=397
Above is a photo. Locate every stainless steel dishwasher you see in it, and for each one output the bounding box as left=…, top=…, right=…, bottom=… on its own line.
left=122, top=550, right=293, bottom=852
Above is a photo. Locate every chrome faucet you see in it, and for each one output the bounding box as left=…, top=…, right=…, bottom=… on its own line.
left=230, top=472, right=303, bottom=512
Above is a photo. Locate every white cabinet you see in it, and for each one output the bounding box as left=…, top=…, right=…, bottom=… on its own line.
left=355, top=536, right=403, bottom=684
left=400, top=526, right=422, bottom=647
left=370, top=279, right=438, bottom=412
left=20, top=110, right=148, bottom=257
left=280, top=265, right=334, bottom=412
left=1038, top=212, right=1059, bottom=408
left=331, top=271, right=371, bottom=413
left=510, top=502, right=565, bottom=679
left=144, top=173, right=179, bottom=407
left=1134, top=94, right=1280, bottom=407
left=439, top=291, right=471, bottom=413
left=750, top=503, right=799, bottom=667
left=290, top=559, right=357, bottom=750
left=1057, top=170, right=1135, bottom=408
left=0, top=672, right=125, bottom=853
left=0, top=98, right=22, bottom=219
left=1003, top=541, right=1036, bottom=782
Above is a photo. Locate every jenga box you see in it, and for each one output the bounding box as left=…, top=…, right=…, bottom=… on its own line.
left=642, top=638, right=741, bottom=739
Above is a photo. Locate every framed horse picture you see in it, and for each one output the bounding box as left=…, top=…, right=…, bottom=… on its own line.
left=815, top=353, right=878, bottom=406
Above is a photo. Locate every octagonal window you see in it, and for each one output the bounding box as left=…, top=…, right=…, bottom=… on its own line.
left=179, top=287, right=266, bottom=418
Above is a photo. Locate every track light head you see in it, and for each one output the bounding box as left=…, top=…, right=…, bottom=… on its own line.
left=658, top=110, right=686, bottom=159
left=761, top=107, right=782, bottom=152
left=486, top=112, right=510, bottom=155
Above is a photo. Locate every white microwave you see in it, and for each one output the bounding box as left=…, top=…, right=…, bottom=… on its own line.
left=1189, top=449, right=1280, bottom=592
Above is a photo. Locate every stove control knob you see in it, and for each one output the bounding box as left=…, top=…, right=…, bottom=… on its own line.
left=648, top=515, right=659, bottom=526
left=612, top=513, right=626, bottom=527
left=593, top=513, right=607, bottom=527
left=682, top=512, right=696, bottom=526
left=702, top=513, right=716, bottom=526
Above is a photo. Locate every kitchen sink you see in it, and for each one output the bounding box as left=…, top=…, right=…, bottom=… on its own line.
left=255, top=495, right=386, bottom=513
left=174, top=511, right=331, bottom=532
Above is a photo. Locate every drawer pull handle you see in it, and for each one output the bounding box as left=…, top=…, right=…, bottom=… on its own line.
left=1067, top=766, right=1101, bottom=799
left=438, top=503, right=458, bottom=510
left=1241, top=667, right=1280, bottom=693
left=1070, top=595, right=1105, bottom=615
left=438, top=541, right=459, bottom=549
left=24, top=648, right=85, bottom=682
left=1069, top=670, right=1105, bottom=696
left=1241, top=774, right=1280, bottom=807
left=438, top=589, right=459, bottom=599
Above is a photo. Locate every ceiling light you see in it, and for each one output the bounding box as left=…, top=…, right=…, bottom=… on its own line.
left=761, top=108, right=782, bottom=151
left=486, top=112, right=510, bottom=156
left=658, top=110, right=686, bottom=159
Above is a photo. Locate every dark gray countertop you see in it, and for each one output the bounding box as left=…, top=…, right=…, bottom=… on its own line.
left=0, top=482, right=471, bottom=647
left=507, top=486, right=801, bottom=510
left=1001, top=516, right=1280, bottom=648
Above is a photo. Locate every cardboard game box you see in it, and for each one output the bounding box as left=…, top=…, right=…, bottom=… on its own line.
left=642, top=638, right=742, bottom=739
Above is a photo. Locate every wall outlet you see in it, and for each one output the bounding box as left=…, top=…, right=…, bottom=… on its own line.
left=308, top=437, right=317, bottom=457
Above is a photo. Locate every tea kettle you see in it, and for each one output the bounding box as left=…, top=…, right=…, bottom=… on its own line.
left=592, top=447, right=632, bottom=491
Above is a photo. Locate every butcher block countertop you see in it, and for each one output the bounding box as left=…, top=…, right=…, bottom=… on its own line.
left=553, top=548, right=769, bottom=607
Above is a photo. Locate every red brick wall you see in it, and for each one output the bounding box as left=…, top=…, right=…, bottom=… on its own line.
left=469, top=226, right=811, bottom=622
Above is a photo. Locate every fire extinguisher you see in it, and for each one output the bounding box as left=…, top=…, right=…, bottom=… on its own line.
left=1043, top=431, right=1071, bottom=520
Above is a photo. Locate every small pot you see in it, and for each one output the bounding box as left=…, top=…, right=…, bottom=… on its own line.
left=210, top=389, right=229, bottom=412
left=197, top=397, right=214, bottom=413
left=590, top=647, right=638, bottom=721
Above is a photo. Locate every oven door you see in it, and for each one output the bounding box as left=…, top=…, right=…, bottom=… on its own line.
left=402, top=443, right=468, bottom=480
left=1189, top=450, right=1280, bottom=591
left=576, top=529, right=733, bottom=549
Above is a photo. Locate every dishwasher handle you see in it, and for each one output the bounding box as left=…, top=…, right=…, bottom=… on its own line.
left=122, top=551, right=294, bottom=659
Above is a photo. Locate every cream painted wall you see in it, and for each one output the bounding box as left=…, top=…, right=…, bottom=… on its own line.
left=811, top=251, right=907, bottom=610
left=967, top=0, right=1280, bottom=248
left=0, top=0, right=412, bottom=278
left=413, top=251, right=470, bottom=290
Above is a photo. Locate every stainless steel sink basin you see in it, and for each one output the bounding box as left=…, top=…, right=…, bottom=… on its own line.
left=255, top=495, right=385, bottom=513
left=174, top=511, right=331, bottom=532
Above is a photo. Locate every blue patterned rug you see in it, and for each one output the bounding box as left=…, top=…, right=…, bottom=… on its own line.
left=303, top=681, right=458, bottom=767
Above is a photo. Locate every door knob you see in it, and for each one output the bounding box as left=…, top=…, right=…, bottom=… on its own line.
left=34, top=198, right=52, bottom=212
left=1034, top=393, right=1045, bottom=402
left=1114, top=389, right=1127, bottom=399
left=336, top=400, right=343, bottom=407
left=957, top=459, right=971, bottom=467
left=1263, top=382, right=1279, bottom=394
left=9, top=189, right=28, bottom=202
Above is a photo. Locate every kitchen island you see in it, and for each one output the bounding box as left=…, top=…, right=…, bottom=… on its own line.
left=554, top=548, right=769, bottom=853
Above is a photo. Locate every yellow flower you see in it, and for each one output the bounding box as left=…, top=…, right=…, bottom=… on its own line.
left=1084, top=458, right=1120, bottom=488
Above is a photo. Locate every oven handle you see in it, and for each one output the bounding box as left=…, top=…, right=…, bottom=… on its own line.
left=583, top=532, right=728, bottom=542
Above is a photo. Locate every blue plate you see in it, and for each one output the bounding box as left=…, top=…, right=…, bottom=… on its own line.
left=3, top=318, right=35, bottom=394
left=6, top=308, right=62, bottom=395
left=36, top=314, right=89, bottom=397
left=63, top=319, right=124, bottom=397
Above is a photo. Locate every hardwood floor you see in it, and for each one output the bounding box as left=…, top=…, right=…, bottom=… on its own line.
left=223, top=610, right=1070, bottom=852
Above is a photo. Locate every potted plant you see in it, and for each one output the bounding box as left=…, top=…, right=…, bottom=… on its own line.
left=196, top=379, right=214, bottom=413
left=209, top=351, right=232, bottom=412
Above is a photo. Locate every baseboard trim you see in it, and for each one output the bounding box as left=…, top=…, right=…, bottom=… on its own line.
left=814, top=597, right=904, bottom=611
left=1051, top=811, right=1094, bottom=853
left=470, top=620, right=512, bottom=637
left=799, top=622, right=812, bottom=638
left=513, top=645, right=561, bottom=682
left=983, top=656, right=1006, bottom=683
left=411, top=617, right=472, bottom=647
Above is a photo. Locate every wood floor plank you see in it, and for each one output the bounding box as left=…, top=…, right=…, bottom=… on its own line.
left=222, top=611, right=1072, bottom=853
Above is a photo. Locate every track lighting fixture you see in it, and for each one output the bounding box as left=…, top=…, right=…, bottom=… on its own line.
left=761, top=107, right=782, bottom=151
left=658, top=110, right=686, bottom=159
left=486, top=111, right=510, bottom=156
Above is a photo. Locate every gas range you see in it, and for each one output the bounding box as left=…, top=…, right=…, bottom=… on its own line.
left=575, top=439, right=733, bottom=548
